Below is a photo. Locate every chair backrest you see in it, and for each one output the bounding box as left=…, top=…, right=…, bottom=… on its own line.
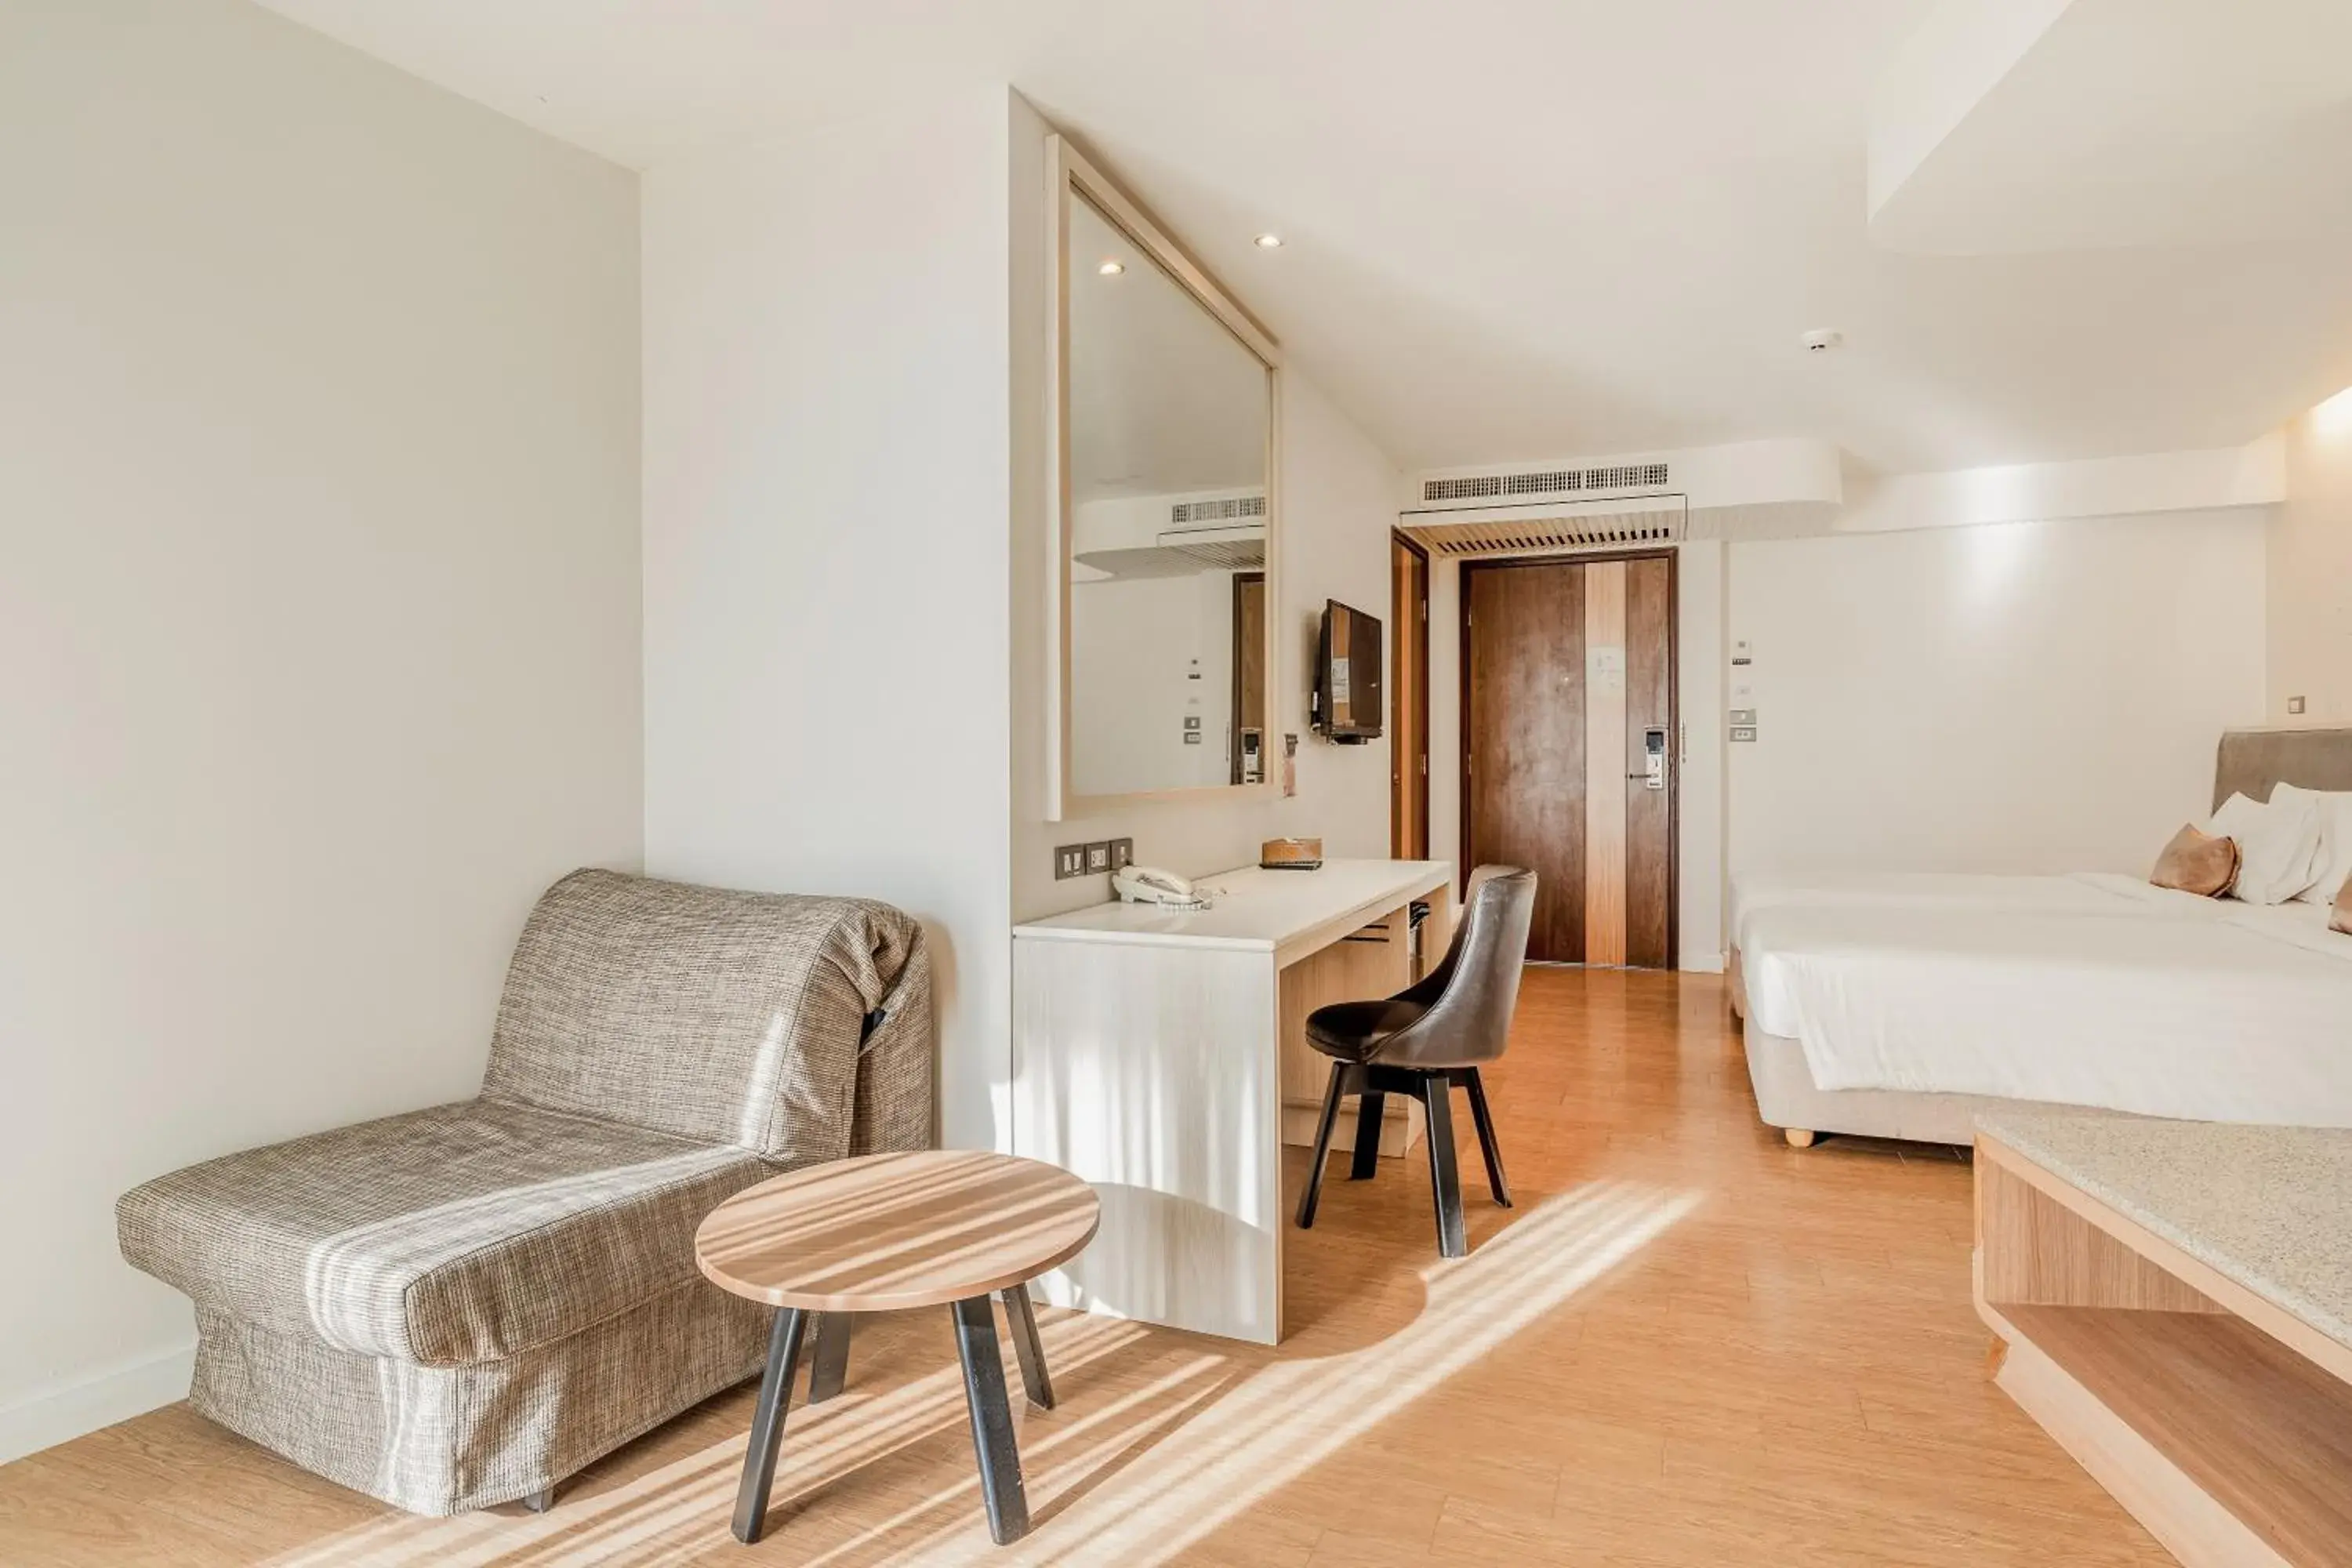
left=480, top=869, right=931, bottom=1162
left=1374, top=866, right=1536, bottom=1070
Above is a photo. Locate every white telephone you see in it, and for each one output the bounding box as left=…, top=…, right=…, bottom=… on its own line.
left=1112, top=864, right=1208, bottom=910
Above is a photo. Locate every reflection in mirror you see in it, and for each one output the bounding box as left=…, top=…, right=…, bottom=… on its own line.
left=1066, top=189, right=1272, bottom=799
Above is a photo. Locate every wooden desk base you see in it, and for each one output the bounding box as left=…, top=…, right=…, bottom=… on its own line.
left=1974, top=1137, right=2352, bottom=1567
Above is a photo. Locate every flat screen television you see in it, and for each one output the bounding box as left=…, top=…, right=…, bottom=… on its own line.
left=1312, top=599, right=1383, bottom=744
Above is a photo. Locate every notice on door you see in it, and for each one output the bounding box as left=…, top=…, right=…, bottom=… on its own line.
left=1587, top=645, right=1626, bottom=695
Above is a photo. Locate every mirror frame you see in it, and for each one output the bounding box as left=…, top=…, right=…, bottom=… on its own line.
left=1046, top=134, right=1284, bottom=821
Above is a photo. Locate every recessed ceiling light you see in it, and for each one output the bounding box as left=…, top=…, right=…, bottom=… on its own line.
left=1098, top=259, right=1125, bottom=276
left=1253, top=234, right=1283, bottom=249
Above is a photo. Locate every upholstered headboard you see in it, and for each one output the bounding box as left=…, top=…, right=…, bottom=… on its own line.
left=2212, top=727, right=2352, bottom=810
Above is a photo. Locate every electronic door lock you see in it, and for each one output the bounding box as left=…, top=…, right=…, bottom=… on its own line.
left=1641, top=726, right=1667, bottom=790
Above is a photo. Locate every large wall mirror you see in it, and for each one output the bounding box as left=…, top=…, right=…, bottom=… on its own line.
left=1049, top=136, right=1281, bottom=817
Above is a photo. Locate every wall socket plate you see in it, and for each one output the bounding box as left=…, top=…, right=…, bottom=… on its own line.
left=2289, top=695, right=2307, bottom=715
left=1108, top=837, right=1134, bottom=869
left=1085, top=840, right=1113, bottom=874
left=1053, top=844, right=1089, bottom=880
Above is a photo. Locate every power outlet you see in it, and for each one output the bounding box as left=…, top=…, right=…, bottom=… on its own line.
left=1053, top=844, right=1089, bottom=880
left=1086, top=841, right=1113, bottom=874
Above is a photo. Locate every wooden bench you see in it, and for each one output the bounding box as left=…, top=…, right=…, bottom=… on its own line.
left=1974, top=1110, right=2352, bottom=1566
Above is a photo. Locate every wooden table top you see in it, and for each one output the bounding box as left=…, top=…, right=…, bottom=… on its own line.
left=695, top=1150, right=1101, bottom=1312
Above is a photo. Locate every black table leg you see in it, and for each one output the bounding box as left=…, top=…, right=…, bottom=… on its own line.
left=1000, top=1286, right=1055, bottom=1409
left=808, top=1311, right=851, bottom=1403
left=731, top=1305, right=807, bottom=1544
left=951, top=1294, right=1031, bottom=1544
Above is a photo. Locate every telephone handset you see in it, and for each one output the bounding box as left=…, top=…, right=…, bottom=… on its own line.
left=1112, top=864, right=1209, bottom=910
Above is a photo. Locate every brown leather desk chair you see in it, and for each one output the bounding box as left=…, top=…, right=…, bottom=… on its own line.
left=1294, top=866, right=1537, bottom=1258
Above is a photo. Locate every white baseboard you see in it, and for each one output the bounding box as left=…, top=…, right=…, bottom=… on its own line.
left=0, top=1340, right=195, bottom=1465
left=1679, top=949, right=1728, bottom=975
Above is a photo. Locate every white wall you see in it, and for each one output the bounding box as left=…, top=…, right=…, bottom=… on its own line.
left=644, top=95, right=1401, bottom=1161
left=2270, top=390, right=2352, bottom=724
left=641, top=93, right=1017, bottom=1153
left=1728, top=511, right=2267, bottom=882
left=0, top=0, right=643, bottom=1461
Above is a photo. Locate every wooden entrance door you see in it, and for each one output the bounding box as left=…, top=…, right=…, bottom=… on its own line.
left=1391, top=535, right=1430, bottom=858
left=1462, top=553, right=1675, bottom=966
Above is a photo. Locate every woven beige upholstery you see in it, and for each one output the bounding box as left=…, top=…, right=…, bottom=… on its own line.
left=117, top=869, right=934, bottom=1515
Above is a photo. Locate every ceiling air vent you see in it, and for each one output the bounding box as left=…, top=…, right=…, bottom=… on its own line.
left=1397, top=494, right=1689, bottom=560
left=1421, top=462, right=1668, bottom=505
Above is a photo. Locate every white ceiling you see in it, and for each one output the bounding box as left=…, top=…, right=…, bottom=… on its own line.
left=1871, top=0, right=2352, bottom=256
left=253, top=0, right=2352, bottom=475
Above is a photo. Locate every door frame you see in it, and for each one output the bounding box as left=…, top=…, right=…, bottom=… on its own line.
left=1390, top=532, right=1431, bottom=859
left=1457, top=547, right=1679, bottom=966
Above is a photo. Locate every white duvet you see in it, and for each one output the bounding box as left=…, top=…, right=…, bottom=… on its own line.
left=1738, top=877, right=2352, bottom=1127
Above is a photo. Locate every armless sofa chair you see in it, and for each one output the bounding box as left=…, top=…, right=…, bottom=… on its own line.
left=116, top=869, right=933, bottom=1516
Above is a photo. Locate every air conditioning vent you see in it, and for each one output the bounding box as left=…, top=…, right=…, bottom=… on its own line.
left=1169, top=495, right=1267, bottom=526
left=1397, top=495, right=1689, bottom=560
left=1421, top=462, right=1668, bottom=505
left=1406, top=517, right=1682, bottom=557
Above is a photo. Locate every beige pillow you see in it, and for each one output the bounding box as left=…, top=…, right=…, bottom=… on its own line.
left=2151, top=824, right=2239, bottom=898
left=2333, top=876, right=2351, bottom=938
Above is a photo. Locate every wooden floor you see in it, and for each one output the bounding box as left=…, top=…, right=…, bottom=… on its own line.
left=0, top=968, right=2174, bottom=1566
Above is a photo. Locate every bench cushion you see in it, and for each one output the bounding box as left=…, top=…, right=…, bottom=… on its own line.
left=118, top=1102, right=768, bottom=1366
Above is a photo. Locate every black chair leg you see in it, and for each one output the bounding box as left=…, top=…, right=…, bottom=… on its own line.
left=1000, top=1285, right=1055, bottom=1409
left=807, top=1311, right=851, bottom=1403
left=951, top=1294, right=1032, bottom=1544
left=1462, top=1067, right=1512, bottom=1208
left=1421, top=1075, right=1468, bottom=1258
left=731, top=1306, right=808, bottom=1544
left=1297, top=1062, right=1348, bottom=1227
left=1349, top=1087, right=1387, bottom=1179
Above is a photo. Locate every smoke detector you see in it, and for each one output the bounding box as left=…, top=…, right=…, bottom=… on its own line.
left=1802, top=328, right=1844, bottom=353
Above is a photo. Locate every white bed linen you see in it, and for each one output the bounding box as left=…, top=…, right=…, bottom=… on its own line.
left=1740, top=895, right=2352, bottom=1127
left=1731, top=869, right=2217, bottom=955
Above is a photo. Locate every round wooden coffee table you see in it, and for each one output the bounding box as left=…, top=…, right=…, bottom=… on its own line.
left=695, top=1150, right=1099, bottom=1547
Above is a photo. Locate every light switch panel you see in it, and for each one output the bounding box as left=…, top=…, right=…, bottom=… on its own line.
left=1054, top=844, right=1088, bottom=880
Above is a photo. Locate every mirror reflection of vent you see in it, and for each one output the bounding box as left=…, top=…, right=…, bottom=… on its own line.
left=1421, top=463, right=1668, bottom=504
left=1170, top=495, right=1267, bottom=525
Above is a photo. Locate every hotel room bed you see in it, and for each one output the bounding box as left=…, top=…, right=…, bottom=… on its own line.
left=1733, top=726, right=2352, bottom=1147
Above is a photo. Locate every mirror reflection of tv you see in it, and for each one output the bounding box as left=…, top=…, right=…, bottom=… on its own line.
left=1312, top=599, right=1383, bottom=744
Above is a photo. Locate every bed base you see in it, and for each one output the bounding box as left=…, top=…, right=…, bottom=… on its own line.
left=1741, top=1014, right=2048, bottom=1149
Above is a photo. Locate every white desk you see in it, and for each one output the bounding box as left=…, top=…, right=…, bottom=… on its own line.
left=1011, top=858, right=1453, bottom=1345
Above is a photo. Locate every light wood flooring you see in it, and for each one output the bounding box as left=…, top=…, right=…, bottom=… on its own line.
left=0, top=967, right=2173, bottom=1566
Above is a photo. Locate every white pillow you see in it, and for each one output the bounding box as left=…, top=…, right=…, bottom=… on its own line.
left=2207, top=791, right=2325, bottom=905
left=2274, top=782, right=2352, bottom=905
